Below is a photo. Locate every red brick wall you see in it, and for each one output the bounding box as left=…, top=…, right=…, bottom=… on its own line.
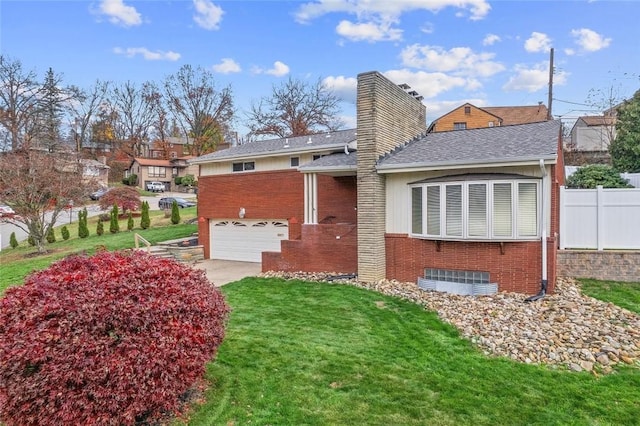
left=385, top=236, right=551, bottom=294
left=197, top=170, right=357, bottom=259
left=318, top=175, right=357, bottom=223
left=263, top=223, right=357, bottom=273
left=385, top=158, right=562, bottom=294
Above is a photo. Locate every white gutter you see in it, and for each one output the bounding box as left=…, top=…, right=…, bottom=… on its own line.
left=539, top=158, right=548, bottom=284
left=525, top=158, right=548, bottom=302
left=376, top=155, right=558, bottom=173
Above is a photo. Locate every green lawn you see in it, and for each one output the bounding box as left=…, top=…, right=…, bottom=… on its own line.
left=3, top=224, right=640, bottom=425
left=580, top=278, right=640, bottom=314
left=0, top=207, right=197, bottom=294
left=184, top=278, right=640, bottom=426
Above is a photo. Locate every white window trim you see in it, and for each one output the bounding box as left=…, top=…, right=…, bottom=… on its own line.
left=410, top=178, right=541, bottom=241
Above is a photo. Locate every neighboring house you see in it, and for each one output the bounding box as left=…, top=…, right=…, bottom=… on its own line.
left=126, top=157, right=199, bottom=192
left=149, top=137, right=192, bottom=159
left=568, top=116, right=616, bottom=152
left=428, top=102, right=549, bottom=132
left=191, top=72, right=563, bottom=295
left=79, top=157, right=110, bottom=188
left=565, top=115, right=616, bottom=166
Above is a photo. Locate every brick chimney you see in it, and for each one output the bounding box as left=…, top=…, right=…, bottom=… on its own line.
left=356, top=71, right=427, bottom=282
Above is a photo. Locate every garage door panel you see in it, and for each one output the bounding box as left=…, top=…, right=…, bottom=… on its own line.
left=210, top=220, right=288, bottom=262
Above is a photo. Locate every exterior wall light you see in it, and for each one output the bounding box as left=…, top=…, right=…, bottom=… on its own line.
left=239, top=207, right=245, bottom=218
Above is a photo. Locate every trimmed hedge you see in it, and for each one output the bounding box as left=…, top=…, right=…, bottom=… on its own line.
left=0, top=251, right=229, bottom=425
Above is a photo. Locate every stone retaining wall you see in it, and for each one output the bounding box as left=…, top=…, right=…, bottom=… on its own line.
left=557, top=250, right=640, bottom=282
left=165, top=245, right=205, bottom=263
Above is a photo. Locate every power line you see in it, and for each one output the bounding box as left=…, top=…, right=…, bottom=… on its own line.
left=552, top=98, right=590, bottom=107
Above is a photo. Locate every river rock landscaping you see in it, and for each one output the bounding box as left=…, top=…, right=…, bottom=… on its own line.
left=260, top=272, right=640, bottom=374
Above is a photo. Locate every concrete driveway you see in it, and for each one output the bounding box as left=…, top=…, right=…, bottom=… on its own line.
left=193, top=259, right=262, bottom=286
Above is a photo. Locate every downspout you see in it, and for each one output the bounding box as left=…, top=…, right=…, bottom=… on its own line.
left=525, top=159, right=548, bottom=302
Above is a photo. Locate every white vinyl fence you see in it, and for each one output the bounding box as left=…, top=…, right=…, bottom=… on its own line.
left=560, top=186, right=640, bottom=250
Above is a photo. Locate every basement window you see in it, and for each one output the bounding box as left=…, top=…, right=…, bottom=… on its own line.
left=410, top=177, right=540, bottom=241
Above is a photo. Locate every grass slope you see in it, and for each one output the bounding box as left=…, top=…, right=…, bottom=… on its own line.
left=187, top=278, right=640, bottom=425
left=0, top=207, right=197, bottom=295
left=580, top=279, right=640, bottom=314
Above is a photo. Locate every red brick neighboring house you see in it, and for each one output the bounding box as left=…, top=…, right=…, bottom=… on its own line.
left=191, top=72, right=564, bottom=295
left=127, top=157, right=199, bottom=192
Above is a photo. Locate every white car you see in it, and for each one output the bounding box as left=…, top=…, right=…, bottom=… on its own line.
left=0, top=205, right=16, bottom=218
left=146, top=181, right=165, bottom=192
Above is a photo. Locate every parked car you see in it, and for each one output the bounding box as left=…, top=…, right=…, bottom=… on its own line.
left=158, top=197, right=196, bottom=209
left=89, top=187, right=110, bottom=200
left=146, top=181, right=165, bottom=192
left=0, top=204, right=16, bottom=218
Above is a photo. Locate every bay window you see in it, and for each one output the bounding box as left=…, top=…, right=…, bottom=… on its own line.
left=410, top=177, right=540, bottom=240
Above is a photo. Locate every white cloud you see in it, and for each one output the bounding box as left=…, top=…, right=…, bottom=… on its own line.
left=570, top=28, right=611, bottom=52
left=113, top=47, right=180, bottom=61
left=193, top=0, right=224, bottom=30
left=383, top=69, right=469, bottom=99
left=564, top=48, right=576, bottom=56
left=483, top=34, right=501, bottom=46
left=420, top=22, right=435, bottom=34
left=524, top=32, right=552, bottom=53
left=253, top=61, right=290, bottom=77
left=213, top=58, right=241, bottom=74
left=323, top=75, right=358, bottom=103
left=400, top=44, right=505, bottom=78
left=295, top=0, right=490, bottom=42
left=502, top=62, right=568, bottom=92
left=98, top=0, right=142, bottom=26
left=336, top=20, right=402, bottom=42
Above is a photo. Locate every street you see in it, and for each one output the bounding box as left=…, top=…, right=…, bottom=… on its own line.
left=0, top=193, right=186, bottom=250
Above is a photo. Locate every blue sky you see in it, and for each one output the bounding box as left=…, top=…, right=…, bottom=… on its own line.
left=1, top=0, right=639, bottom=136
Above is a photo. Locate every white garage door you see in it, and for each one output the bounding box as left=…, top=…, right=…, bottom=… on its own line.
left=210, top=220, right=289, bottom=262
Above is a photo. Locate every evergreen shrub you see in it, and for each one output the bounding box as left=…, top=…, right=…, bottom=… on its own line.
left=9, top=232, right=18, bottom=249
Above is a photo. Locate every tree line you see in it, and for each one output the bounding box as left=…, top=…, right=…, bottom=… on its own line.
left=0, top=54, right=344, bottom=156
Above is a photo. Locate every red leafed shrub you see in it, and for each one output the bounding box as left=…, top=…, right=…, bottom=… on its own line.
left=0, top=251, right=230, bottom=426
left=98, top=186, right=141, bottom=214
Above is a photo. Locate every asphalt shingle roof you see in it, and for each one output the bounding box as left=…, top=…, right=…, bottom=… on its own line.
left=298, top=151, right=357, bottom=172
left=483, top=105, right=549, bottom=125
left=579, top=116, right=616, bottom=126
left=378, top=120, right=561, bottom=171
left=190, top=129, right=357, bottom=164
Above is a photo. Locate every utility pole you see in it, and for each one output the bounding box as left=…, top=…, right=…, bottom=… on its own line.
left=547, top=48, right=554, bottom=120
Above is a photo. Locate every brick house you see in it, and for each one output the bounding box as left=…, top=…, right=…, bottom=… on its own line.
left=191, top=71, right=564, bottom=295
left=428, top=102, right=549, bottom=132
left=126, top=157, right=199, bottom=192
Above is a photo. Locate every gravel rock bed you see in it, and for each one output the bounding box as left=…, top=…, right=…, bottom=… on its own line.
left=260, top=271, right=640, bottom=374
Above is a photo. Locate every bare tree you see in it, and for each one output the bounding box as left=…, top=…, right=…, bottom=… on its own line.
left=246, top=76, right=344, bottom=139
left=0, top=150, right=94, bottom=253
left=585, top=83, right=628, bottom=150
left=69, top=79, right=110, bottom=153
left=110, top=81, right=158, bottom=158
left=163, top=64, right=234, bottom=156
left=0, top=55, right=43, bottom=150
